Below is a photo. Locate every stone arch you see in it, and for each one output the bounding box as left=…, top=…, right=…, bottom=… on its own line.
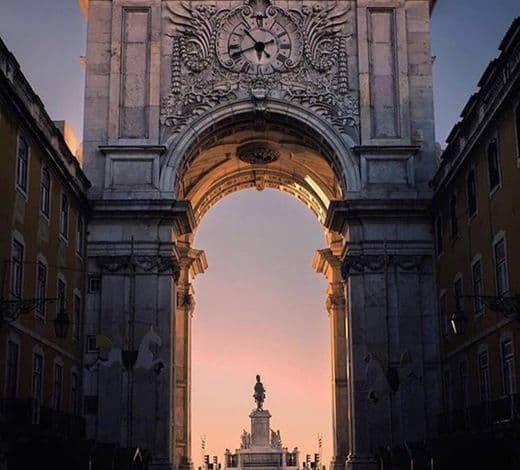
left=160, top=99, right=361, bottom=199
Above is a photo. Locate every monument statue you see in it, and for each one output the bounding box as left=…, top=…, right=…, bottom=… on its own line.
left=253, top=374, right=266, bottom=410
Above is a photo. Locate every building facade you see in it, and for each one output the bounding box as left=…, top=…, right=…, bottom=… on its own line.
left=0, top=38, right=90, bottom=467
left=81, top=0, right=440, bottom=469
left=431, top=18, right=520, bottom=468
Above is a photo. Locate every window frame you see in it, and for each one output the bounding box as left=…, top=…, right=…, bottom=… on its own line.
left=5, top=338, right=20, bottom=399
left=454, top=273, right=464, bottom=314
left=15, top=134, right=29, bottom=195
left=57, top=275, right=67, bottom=319
left=471, top=256, right=484, bottom=315
left=493, top=233, right=509, bottom=297
left=76, top=214, right=85, bottom=256
left=35, top=258, right=48, bottom=319
left=59, top=192, right=69, bottom=240
left=73, top=292, right=82, bottom=342
left=40, top=167, right=51, bottom=219
left=53, top=359, right=64, bottom=411
left=478, top=347, right=490, bottom=402
left=466, top=167, right=478, bottom=220
left=487, top=136, right=501, bottom=195
left=10, top=235, right=24, bottom=300
left=501, top=337, right=516, bottom=395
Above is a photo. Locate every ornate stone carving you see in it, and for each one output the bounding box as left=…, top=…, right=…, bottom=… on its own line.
left=96, top=255, right=180, bottom=279
left=162, top=0, right=358, bottom=134
left=341, top=254, right=429, bottom=279
left=237, top=141, right=280, bottom=165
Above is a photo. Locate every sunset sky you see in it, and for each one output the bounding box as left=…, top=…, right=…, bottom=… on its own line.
left=1, top=0, right=519, bottom=466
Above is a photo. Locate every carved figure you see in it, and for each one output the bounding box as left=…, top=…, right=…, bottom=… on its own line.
left=253, top=374, right=266, bottom=409
left=365, top=351, right=422, bottom=405
left=240, top=429, right=251, bottom=449
left=271, top=429, right=282, bottom=449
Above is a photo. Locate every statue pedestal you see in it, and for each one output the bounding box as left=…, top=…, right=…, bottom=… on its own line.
left=250, top=409, right=272, bottom=449
left=226, top=408, right=298, bottom=470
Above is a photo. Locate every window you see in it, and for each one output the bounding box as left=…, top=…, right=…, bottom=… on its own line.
left=435, top=216, right=443, bottom=255
left=439, top=291, right=448, bottom=335
left=6, top=341, right=19, bottom=399
left=449, top=194, right=458, bottom=238
left=478, top=350, right=490, bottom=402
left=494, top=237, right=509, bottom=296
left=16, top=136, right=29, bottom=193
left=454, top=276, right=464, bottom=313
left=32, top=353, right=43, bottom=401
left=60, top=193, right=69, bottom=239
left=501, top=339, right=516, bottom=395
left=53, top=363, right=63, bottom=410
left=466, top=169, right=477, bottom=218
left=459, top=360, right=469, bottom=409
left=40, top=168, right=51, bottom=217
left=35, top=261, right=47, bottom=318
left=487, top=138, right=500, bottom=192
left=71, top=372, right=80, bottom=415
left=10, top=239, right=24, bottom=299
left=76, top=215, right=84, bottom=255
left=472, top=259, right=484, bottom=315
left=57, top=278, right=66, bottom=316
left=73, top=294, right=81, bottom=342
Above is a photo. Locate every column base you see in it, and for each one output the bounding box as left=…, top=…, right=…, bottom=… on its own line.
left=329, top=456, right=347, bottom=470
left=346, top=454, right=378, bottom=470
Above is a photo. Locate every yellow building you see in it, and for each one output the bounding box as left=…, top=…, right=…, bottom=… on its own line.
left=0, top=37, right=90, bottom=463
left=431, top=18, right=520, bottom=462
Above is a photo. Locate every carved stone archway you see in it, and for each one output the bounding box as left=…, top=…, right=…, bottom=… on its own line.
left=82, top=1, right=440, bottom=469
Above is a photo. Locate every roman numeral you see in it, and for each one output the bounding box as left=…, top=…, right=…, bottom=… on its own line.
left=277, top=54, right=287, bottom=63
left=277, top=31, right=288, bottom=38
left=280, top=44, right=290, bottom=50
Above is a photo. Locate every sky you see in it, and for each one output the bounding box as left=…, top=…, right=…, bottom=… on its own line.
left=0, top=0, right=519, bottom=467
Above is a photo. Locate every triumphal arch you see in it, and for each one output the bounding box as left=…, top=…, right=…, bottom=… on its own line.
left=82, top=1, right=440, bottom=469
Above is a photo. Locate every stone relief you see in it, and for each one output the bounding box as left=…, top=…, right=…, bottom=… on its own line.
left=162, top=0, right=358, bottom=134
left=341, top=254, right=429, bottom=279
left=96, top=255, right=181, bottom=279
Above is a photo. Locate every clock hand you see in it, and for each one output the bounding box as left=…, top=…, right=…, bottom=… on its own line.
left=230, top=40, right=275, bottom=59
left=243, top=28, right=258, bottom=44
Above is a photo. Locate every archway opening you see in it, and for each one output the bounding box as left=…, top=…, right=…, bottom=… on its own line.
left=191, top=189, right=331, bottom=467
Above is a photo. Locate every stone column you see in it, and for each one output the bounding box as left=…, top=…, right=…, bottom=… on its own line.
left=325, top=200, right=441, bottom=470
left=174, top=244, right=207, bottom=469
left=313, top=250, right=349, bottom=470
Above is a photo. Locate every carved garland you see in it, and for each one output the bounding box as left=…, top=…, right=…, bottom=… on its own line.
left=341, top=255, right=429, bottom=279
left=96, top=255, right=181, bottom=280
left=162, top=0, right=358, bottom=134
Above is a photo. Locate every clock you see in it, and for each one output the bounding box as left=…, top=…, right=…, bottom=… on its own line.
left=216, top=9, right=302, bottom=75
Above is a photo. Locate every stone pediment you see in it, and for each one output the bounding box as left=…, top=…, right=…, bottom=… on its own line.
left=161, top=0, right=358, bottom=136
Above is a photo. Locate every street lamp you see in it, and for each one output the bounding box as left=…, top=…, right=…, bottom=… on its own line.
left=450, top=309, right=466, bottom=336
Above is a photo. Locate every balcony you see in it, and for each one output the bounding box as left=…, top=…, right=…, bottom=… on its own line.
left=0, top=398, right=85, bottom=439
left=438, top=394, right=520, bottom=435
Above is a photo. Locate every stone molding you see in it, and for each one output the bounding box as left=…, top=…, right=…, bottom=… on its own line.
left=96, top=255, right=180, bottom=280
left=341, top=254, right=429, bottom=279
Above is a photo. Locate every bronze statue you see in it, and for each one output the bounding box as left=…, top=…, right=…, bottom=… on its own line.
left=253, top=374, right=266, bottom=409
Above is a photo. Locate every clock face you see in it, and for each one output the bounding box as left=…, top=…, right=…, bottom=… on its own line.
left=217, top=11, right=302, bottom=75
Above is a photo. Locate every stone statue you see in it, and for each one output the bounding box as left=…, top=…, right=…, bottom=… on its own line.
left=271, top=429, right=282, bottom=449
left=253, top=374, right=266, bottom=410
left=240, top=429, right=251, bottom=449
